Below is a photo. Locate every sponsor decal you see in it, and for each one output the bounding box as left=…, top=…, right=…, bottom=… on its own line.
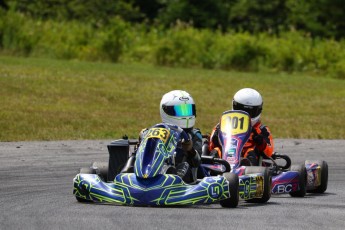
left=208, top=184, right=223, bottom=199
left=226, top=139, right=237, bottom=157
left=273, top=183, right=298, bottom=193
left=179, top=96, right=189, bottom=101
left=255, top=176, right=264, bottom=197
left=239, top=176, right=258, bottom=199
left=230, top=139, right=238, bottom=148
left=243, top=180, right=250, bottom=197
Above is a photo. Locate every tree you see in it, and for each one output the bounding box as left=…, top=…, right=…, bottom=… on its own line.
left=229, top=0, right=289, bottom=35
left=3, top=0, right=143, bottom=26
left=287, top=0, right=345, bottom=39
left=0, top=0, right=8, bottom=9
left=158, top=0, right=233, bottom=31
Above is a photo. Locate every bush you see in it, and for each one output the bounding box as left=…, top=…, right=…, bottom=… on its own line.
left=330, top=60, right=345, bottom=79
left=1, top=11, right=345, bottom=79
left=218, top=33, right=268, bottom=71
left=155, top=22, right=203, bottom=67
left=0, top=10, right=39, bottom=56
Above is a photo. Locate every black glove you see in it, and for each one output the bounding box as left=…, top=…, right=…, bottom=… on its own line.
left=253, top=134, right=264, bottom=145
left=253, top=134, right=267, bottom=151
left=182, top=138, right=193, bottom=151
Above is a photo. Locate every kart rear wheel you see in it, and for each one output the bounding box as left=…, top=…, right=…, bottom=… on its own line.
left=91, top=161, right=109, bottom=181
left=289, top=164, right=306, bottom=197
left=306, top=160, right=328, bottom=193
left=245, top=167, right=272, bottom=203
left=220, top=172, right=239, bottom=208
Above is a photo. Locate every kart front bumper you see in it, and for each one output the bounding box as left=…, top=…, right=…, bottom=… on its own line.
left=73, top=173, right=231, bottom=206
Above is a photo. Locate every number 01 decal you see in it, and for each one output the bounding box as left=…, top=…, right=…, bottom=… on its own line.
left=145, top=128, right=170, bottom=143
left=220, top=112, right=250, bottom=135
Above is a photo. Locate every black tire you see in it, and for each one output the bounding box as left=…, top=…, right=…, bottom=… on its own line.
left=307, top=160, right=328, bottom=193
left=220, top=172, right=239, bottom=208
left=91, top=161, right=109, bottom=181
left=245, top=166, right=272, bottom=203
left=289, top=164, right=307, bottom=197
left=76, top=196, right=92, bottom=203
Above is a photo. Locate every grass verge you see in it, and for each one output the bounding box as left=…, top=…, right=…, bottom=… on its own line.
left=0, top=55, right=344, bottom=141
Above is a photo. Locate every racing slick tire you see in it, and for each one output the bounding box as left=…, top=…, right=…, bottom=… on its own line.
left=91, top=161, right=109, bottom=182
left=245, top=166, right=272, bottom=203
left=220, top=172, right=239, bottom=208
left=289, top=164, right=307, bottom=197
left=306, top=160, right=328, bottom=193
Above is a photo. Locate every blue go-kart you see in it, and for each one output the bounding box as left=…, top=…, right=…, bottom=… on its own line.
left=73, top=123, right=239, bottom=207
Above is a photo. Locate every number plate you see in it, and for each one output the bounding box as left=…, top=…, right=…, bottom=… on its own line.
left=220, top=112, right=250, bottom=135
left=145, top=128, right=170, bottom=143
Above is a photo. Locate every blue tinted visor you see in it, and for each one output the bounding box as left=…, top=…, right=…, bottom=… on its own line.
left=163, top=104, right=196, bottom=117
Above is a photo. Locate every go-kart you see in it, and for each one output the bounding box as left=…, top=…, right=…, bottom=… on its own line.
left=202, top=110, right=272, bottom=203
left=73, top=123, right=239, bottom=207
left=203, top=110, right=328, bottom=198
left=257, top=150, right=328, bottom=197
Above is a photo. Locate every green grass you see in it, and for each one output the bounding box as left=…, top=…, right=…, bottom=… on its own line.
left=0, top=55, right=344, bottom=141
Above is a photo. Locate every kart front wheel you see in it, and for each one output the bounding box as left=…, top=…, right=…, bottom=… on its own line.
left=289, top=164, right=306, bottom=197
left=76, top=196, right=92, bottom=203
left=245, top=166, right=272, bottom=203
left=220, top=172, right=239, bottom=208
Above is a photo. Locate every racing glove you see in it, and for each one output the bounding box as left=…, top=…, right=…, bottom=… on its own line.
left=253, top=134, right=267, bottom=152
left=182, top=135, right=193, bottom=152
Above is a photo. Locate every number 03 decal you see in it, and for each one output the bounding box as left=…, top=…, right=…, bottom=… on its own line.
left=145, top=128, right=170, bottom=143
left=220, top=112, right=250, bottom=135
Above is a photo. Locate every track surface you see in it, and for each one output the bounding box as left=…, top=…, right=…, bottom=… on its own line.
left=0, top=139, right=344, bottom=230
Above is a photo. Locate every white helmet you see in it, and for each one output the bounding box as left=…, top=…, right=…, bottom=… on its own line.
left=160, top=90, right=196, bottom=129
left=232, top=88, right=263, bottom=126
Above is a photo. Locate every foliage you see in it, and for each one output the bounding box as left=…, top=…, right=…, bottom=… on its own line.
left=2, top=0, right=345, bottom=39
left=158, top=0, right=231, bottom=31
left=229, top=0, right=289, bottom=35
left=1, top=11, right=345, bottom=78
left=286, top=0, right=345, bottom=39
left=4, top=0, right=143, bottom=26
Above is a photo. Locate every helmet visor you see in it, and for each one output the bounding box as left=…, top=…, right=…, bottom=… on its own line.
left=163, top=104, right=196, bottom=117
left=233, top=101, right=262, bottom=118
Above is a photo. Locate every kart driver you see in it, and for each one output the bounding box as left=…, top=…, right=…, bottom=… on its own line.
left=122, top=90, right=202, bottom=183
left=208, top=88, right=275, bottom=166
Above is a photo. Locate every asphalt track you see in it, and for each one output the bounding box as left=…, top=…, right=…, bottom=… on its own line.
left=0, top=139, right=344, bottom=230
